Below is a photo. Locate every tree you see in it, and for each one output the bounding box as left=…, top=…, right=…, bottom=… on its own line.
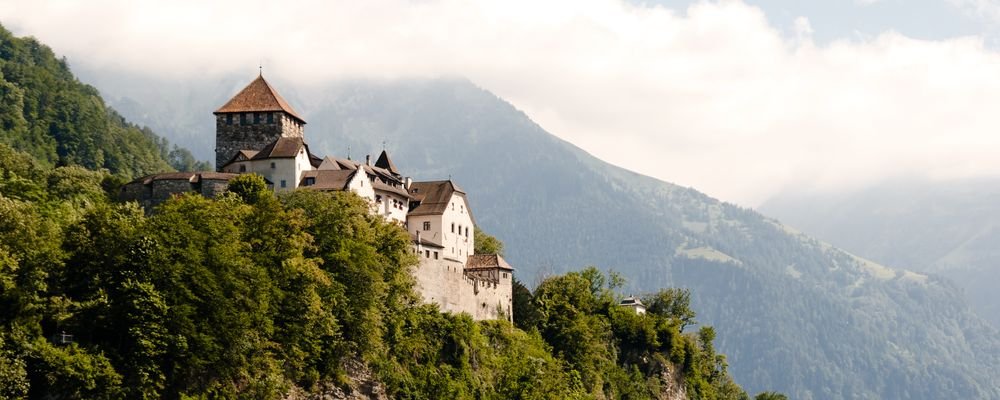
left=227, top=173, right=271, bottom=205
left=645, top=288, right=697, bottom=330
left=474, top=226, right=504, bottom=255
left=755, top=392, right=788, bottom=400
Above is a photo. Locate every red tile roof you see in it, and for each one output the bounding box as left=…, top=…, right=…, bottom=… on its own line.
left=408, top=180, right=467, bottom=217
left=466, top=254, right=514, bottom=271
left=213, top=75, right=306, bottom=123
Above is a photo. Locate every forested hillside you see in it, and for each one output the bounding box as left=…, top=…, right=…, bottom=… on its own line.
left=0, top=24, right=206, bottom=176
left=760, top=178, right=1000, bottom=327
left=0, top=142, right=760, bottom=399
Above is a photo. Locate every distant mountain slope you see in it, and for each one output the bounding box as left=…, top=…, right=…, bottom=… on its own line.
left=0, top=25, right=205, bottom=177
left=87, top=76, right=1000, bottom=399
left=760, top=178, right=1000, bottom=327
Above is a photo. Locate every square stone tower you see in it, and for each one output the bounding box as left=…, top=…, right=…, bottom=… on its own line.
left=213, top=74, right=306, bottom=170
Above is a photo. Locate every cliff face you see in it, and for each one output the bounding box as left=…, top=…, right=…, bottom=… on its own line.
left=286, top=360, right=387, bottom=400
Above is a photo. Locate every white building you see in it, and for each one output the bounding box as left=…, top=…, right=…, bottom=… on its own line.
left=209, top=75, right=513, bottom=321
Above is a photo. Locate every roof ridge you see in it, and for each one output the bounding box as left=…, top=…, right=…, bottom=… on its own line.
left=214, top=75, right=306, bottom=123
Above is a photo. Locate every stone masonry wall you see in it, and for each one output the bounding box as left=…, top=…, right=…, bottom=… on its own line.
left=412, top=255, right=513, bottom=321
left=215, top=112, right=304, bottom=170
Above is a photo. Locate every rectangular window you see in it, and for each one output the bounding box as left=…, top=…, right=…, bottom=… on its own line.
left=280, top=180, right=287, bottom=188
left=270, top=162, right=275, bottom=169
left=226, top=114, right=233, bottom=125
left=425, top=250, right=430, bottom=258
left=451, top=223, right=455, bottom=233
left=433, top=251, right=438, bottom=259
left=304, top=177, right=315, bottom=186
left=240, top=114, right=247, bottom=125
left=267, top=113, right=274, bottom=123
left=254, top=113, right=261, bottom=124
left=423, top=221, right=430, bottom=230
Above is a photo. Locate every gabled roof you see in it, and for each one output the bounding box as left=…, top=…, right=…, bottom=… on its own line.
left=372, top=179, right=412, bottom=199
left=299, top=169, right=358, bottom=191
left=408, top=180, right=468, bottom=217
left=317, top=156, right=342, bottom=170
left=221, top=150, right=260, bottom=167
left=466, top=254, right=514, bottom=271
left=619, top=296, right=645, bottom=307
left=250, top=137, right=309, bottom=160
left=213, top=75, right=306, bottom=123
left=374, top=150, right=400, bottom=175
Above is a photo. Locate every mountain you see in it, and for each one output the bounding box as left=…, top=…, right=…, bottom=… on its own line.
left=0, top=25, right=206, bottom=177
left=760, top=177, right=1000, bottom=328
left=83, top=75, right=1000, bottom=399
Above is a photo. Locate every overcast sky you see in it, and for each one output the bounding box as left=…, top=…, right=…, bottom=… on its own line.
left=3, top=0, right=1000, bottom=205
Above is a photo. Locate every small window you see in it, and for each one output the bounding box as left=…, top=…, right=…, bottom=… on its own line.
left=280, top=180, right=287, bottom=188
left=240, top=113, right=248, bottom=125
left=433, top=251, right=438, bottom=260
left=423, top=221, right=430, bottom=231
left=254, top=113, right=261, bottom=124
left=375, top=195, right=382, bottom=202
left=226, top=114, right=233, bottom=125
left=451, top=223, right=455, bottom=233
left=267, top=113, right=274, bottom=123
left=238, top=165, right=246, bottom=173
left=304, top=177, right=315, bottom=186
left=451, top=202, right=455, bottom=210
left=425, top=250, right=430, bottom=258
left=270, top=162, right=275, bottom=169
left=465, top=227, right=469, bottom=238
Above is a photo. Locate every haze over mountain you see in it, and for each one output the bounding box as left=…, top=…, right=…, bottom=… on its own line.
left=761, top=178, right=1000, bottom=328
left=74, top=71, right=1000, bottom=399
left=10, top=0, right=1000, bottom=204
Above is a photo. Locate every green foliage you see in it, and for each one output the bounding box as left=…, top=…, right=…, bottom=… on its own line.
left=754, top=392, right=788, bottom=400
left=526, top=267, right=748, bottom=400
left=0, top=24, right=206, bottom=178
left=226, top=173, right=271, bottom=205
left=474, top=226, right=504, bottom=256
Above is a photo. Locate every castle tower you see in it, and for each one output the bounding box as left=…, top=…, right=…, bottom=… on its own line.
left=213, top=74, right=306, bottom=171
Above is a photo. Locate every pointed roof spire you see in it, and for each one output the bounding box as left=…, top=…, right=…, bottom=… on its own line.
left=214, top=74, right=306, bottom=124
left=375, top=149, right=400, bottom=175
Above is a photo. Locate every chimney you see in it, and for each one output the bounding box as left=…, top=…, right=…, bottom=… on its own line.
left=404, top=177, right=412, bottom=189
left=365, top=155, right=371, bottom=165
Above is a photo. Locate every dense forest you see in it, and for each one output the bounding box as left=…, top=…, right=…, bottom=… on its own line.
left=0, top=143, right=768, bottom=399
left=0, top=24, right=207, bottom=176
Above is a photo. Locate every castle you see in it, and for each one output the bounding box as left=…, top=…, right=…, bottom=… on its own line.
left=121, top=74, right=513, bottom=321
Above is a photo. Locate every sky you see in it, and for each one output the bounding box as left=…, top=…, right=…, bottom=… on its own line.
left=3, top=0, right=1000, bottom=205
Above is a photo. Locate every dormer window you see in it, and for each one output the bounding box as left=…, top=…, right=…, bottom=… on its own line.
left=304, top=177, right=315, bottom=186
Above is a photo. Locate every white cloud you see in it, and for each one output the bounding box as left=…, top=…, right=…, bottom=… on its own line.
left=3, top=0, right=1000, bottom=205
